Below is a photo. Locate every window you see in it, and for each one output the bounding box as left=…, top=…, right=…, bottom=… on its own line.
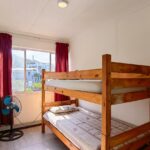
left=26, top=50, right=50, bottom=91
left=12, top=50, right=25, bottom=91
left=51, top=53, right=56, bottom=72
left=12, top=49, right=55, bottom=92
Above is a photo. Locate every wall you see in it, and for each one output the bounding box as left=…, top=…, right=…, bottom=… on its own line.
left=14, top=92, right=54, bottom=125
left=70, top=6, right=150, bottom=125
left=13, top=34, right=55, bottom=51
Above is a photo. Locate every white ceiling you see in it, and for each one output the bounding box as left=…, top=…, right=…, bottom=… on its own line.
left=0, top=0, right=150, bottom=41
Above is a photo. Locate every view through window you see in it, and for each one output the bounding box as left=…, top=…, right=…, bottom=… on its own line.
left=12, top=50, right=25, bottom=91
left=12, top=49, right=55, bottom=92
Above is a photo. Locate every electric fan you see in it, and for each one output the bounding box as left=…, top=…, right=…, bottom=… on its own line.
left=0, top=96, right=24, bottom=141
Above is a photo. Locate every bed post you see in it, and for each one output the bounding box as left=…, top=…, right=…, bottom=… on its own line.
left=101, top=54, right=111, bottom=150
left=42, top=69, right=46, bottom=133
left=75, top=98, right=79, bottom=107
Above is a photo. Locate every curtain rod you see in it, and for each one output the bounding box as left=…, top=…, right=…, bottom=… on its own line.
left=0, top=30, right=69, bottom=43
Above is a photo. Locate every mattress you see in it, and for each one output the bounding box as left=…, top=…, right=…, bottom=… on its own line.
left=43, top=107, right=139, bottom=150
left=45, top=80, right=146, bottom=94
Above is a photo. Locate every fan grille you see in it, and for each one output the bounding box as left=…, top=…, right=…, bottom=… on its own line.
left=12, top=96, right=22, bottom=117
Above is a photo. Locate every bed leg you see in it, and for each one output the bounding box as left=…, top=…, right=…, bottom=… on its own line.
left=75, top=98, right=79, bottom=107
left=42, top=69, right=46, bottom=134
left=42, top=120, right=45, bottom=133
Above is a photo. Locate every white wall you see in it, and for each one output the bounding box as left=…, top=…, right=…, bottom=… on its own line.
left=13, top=34, right=55, bottom=51
left=70, top=6, right=150, bottom=125
left=14, top=92, right=54, bottom=125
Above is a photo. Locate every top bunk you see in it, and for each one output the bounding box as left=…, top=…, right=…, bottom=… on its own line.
left=42, top=54, right=150, bottom=105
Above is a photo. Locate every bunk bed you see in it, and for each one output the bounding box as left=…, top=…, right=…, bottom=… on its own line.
left=41, top=54, right=150, bottom=150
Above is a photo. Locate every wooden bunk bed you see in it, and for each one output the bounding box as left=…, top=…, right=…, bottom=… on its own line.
left=41, top=54, right=150, bottom=150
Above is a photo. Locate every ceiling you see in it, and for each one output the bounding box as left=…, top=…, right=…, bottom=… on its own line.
left=0, top=0, right=150, bottom=41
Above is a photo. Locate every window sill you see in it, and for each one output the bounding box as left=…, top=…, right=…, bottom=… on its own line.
left=13, top=91, right=41, bottom=95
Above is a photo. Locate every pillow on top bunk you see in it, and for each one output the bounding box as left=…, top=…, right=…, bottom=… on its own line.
left=49, top=105, right=79, bottom=114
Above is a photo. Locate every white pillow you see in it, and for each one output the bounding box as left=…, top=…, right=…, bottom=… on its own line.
left=49, top=105, right=79, bottom=114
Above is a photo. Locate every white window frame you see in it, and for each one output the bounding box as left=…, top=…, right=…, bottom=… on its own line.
left=12, top=47, right=55, bottom=93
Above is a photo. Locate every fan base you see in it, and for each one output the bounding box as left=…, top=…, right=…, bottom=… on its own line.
left=0, top=130, right=23, bottom=141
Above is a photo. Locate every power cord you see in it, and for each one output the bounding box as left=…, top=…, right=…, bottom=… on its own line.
left=15, top=111, right=41, bottom=127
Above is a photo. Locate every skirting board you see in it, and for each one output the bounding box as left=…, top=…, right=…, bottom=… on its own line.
left=0, top=121, right=41, bottom=132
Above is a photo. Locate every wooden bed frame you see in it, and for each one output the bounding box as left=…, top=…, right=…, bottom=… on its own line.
left=41, top=54, right=150, bottom=150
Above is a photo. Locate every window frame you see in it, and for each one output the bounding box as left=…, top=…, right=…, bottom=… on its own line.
left=12, top=47, right=55, bottom=93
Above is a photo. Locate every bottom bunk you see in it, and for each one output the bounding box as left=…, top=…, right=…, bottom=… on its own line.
left=43, top=107, right=149, bottom=150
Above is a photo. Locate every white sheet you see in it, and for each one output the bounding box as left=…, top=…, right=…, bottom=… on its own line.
left=45, top=80, right=146, bottom=94
left=44, top=107, right=137, bottom=150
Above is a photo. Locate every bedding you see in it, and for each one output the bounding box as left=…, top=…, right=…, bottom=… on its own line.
left=45, top=79, right=146, bottom=94
left=43, top=107, right=139, bottom=150
left=49, top=105, right=79, bottom=114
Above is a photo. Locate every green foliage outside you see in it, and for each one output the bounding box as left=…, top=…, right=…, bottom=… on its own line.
left=33, top=82, right=42, bottom=90
left=26, top=82, right=42, bottom=92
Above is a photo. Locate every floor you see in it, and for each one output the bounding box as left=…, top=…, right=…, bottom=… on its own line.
left=0, top=126, right=68, bottom=150
left=1, top=126, right=149, bottom=150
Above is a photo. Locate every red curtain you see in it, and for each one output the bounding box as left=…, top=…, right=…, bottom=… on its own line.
left=55, top=42, right=69, bottom=101
left=0, top=33, right=12, bottom=125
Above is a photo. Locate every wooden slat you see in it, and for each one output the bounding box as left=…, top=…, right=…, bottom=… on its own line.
left=44, top=69, right=102, bottom=80
left=101, top=54, right=112, bottom=150
left=119, top=133, right=150, bottom=150
left=44, top=119, right=79, bottom=150
left=112, top=62, right=150, bottom=74
left=110, top=122, right=150, bottom=148
left=45, top=86, right=102, bottom=105
left=44, top=99, right=78, bottom=107
left=112, top=78, right=150, bottom=88
left=112, top=90, right=150, bottom=104
left=112, top=72, right=150, bottom=79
